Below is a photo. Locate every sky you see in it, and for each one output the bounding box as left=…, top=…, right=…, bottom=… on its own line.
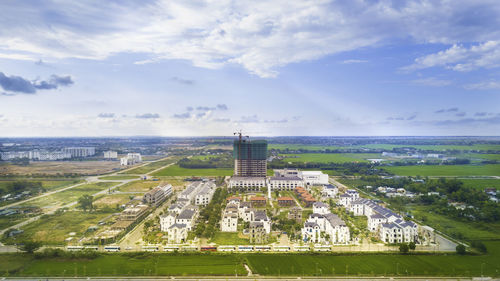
left=0, top=0, right=500, bottom=137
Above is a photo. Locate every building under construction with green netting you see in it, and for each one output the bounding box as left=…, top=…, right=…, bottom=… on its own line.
left=233, top=139, right=268, bottom=177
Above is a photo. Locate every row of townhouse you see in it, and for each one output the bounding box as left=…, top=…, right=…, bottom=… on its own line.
left=159, top=182, right=216, bottom=244
left=221, top=197, right=271, bottom=243
left=228, top=169, right=329, bottom=191
left=338, top=189, right=360, bottom=206
left=143, top=183, right=172, bottom=207
left=348, top=197, right=418, bottom=243
left=321, top=184, right=338, bottom=198
left=301, top=202, right=350, bottom=244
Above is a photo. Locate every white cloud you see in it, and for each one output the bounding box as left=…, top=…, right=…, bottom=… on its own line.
left=405, top=41, right=500, bottom=71
left=1, top=1, right=500, bottom=77
left=341, top=59, right=368, bottom=64
left=411, top=77, right=452, bottom=87
left=464, top=80, right=500, bottom=90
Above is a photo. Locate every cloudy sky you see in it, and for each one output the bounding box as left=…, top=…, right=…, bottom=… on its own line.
left=0, top=0, right=499, bottom=136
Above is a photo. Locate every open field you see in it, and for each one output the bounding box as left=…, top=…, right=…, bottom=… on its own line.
left=355, top=144, right=500, bottom=151
left=19, top=182, right=116, bottom=209
left=0, top=253, right=246, bottom=276
left=2, top=249, right=500, bottom=277
left=115, top=180, right=160, bottom=193
left=208, top=232, right=249, bottom=245
left=93, top=194, right=134, bottom=209
left=152, top=165, right=233, bottom=177
left=1, top=210, right=115, bottom=245
left=98, top=175, right=139, bottom=180
left=384, top=164, right=500, bottom=177
left=408, top=204, right=500, bottom=241
left=120, top=157, right=179, bottom=175
left=0, top=161, right=121, bottom=176
left=0, top=215, right=27, bottom=230
left=0, top=179, right=78, bottom=192
left=281, top=153, right=379, bottom=163
left=269, top=144, right=343, bottom=150
left=460, top=179, right=500, bottom=190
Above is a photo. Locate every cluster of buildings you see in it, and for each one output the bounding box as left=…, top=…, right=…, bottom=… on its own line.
left=0, top=147, right=95, bottom=161
left=103, top=150, right=118, bottom=160
left=227, top=138, right=329, bottom=192
left=160, top=181, right=216, bottom=243
left=120, top=153, right=142, bottom=166
left=301, top=202, right=350, bottom=244
left=294, top=186, right=316, bottom=206
left=346, top=197, right=418, bottom=243
left=221, top=197, right=272, bottom=244
left=143, top=183, right=172, bottom=207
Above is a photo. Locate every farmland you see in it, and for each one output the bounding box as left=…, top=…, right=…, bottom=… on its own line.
left=1, top=210, right=115, bottom=245
left=120, top=157, right=180, bottom=175
left=281, top=153, right=379, bottom=163
left=152, top=165, right=233, bottom=177
left=19, top=182, right=116, bottom=209
left=384, top=164, right=500, bottom=177
left=355, top=144, right=500, bottom=151
left=460, top=179, right=500, bottom=190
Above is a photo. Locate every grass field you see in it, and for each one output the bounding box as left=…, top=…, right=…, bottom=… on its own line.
left=281, top=153, right=379, bottom=163
left=269, top=144, right=344, bottom=150
left=0, top=179, right=78, bottom=192
left=460, top=179, right=500, bottom=190
left=121, top=157, right=179, bottom=175
left=98, top=175, right=139, bottom=180
left=20, top=182, right=116, bottom=209
left=1, top=210, right=114, bottom=245
left=93, top=194, right=134, bottom=208
left=384, top=164, right=500, bottom=177
left=460, top=153, right=500, bottom=161
left=0, top=253, right=246, bottom=276
left=0, top=215, right=27, bottom=230
left=355, top=144, right=500, bottom=151
left=116, top=180, right=160, bottom=193
left=152, top=165, right=233, bottom=177
left=208, top=232, right=249, bottom=245
left=0, top=161, right=121, bottom=176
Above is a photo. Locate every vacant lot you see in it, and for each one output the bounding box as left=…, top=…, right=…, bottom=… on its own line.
left=384, top=164, right=500, bottom=177
left=116, top=180, right=160, bottom=193
left=20, top=182, right=116, bottom=209
left=98, top=175, right=139, bottom=180
left=121, top=157, right=179, bottom=175
left=0, top=253, right=246, bottom=276
left=0, top=161, right=121, bottom=176
left=2, top=210, right=114, bottom=245
left=281, top=153, right=379, bottom=163
left=208, top=232, right=249, bottom=245
left=0, top=179, right=78, bottom=192
left=94, top=194, right=133, bottom=209
left=152, top=165, right=233, bottom=177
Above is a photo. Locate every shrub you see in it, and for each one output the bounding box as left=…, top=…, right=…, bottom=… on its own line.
left=399, top=243, right=409, bottom=253
left=456, top=244, right=466, bottom=255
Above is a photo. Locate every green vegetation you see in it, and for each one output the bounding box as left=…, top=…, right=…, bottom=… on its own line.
left=19, top=182, right=116, bottom=208
left=2, top=210, right=114, bottom=245
left=269, top=144, right=343, bottom=150
left=116, top=180, right=163, bottom=193
left=0, top=253, right=246, bottom=276
left=152, top=165, right=233, bottom=177
left=121, top=157, right=179, bottom=174
left=93, top=193, right=134, bottom=209
left=460, top=179, right=500, bottom=190
left=98, top=175, right=139, bottom=180
left=385, top=164, right=500, bottom=177
left=77, top=195, right=94, bottom=212
left=208, top=232, right=249, bottom=245
left=281, top=153, right=379, bottom=163
left=356, top=144, right=500, bottom=151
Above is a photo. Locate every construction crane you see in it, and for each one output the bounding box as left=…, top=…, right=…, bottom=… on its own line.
left=233, top=130, right=249, bottom=142
left=234, top=130, right=249, bottom=176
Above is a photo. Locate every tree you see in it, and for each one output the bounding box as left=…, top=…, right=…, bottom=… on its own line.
left=471, top=241, right=487, bottom=253
left=18, top=240, right=42, bottom=253
left=408, top=241, right=416, bottom=250
left=456, top=244, right=466, bottom=255
left=77, top=195, right=94, bottom=212
left=399, top=243, right=409, bottom=253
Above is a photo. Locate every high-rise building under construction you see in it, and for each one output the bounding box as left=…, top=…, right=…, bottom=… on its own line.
left=233, top=139, right=268, bottom=177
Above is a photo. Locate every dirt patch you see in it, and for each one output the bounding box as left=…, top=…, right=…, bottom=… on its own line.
left=0, top=161, right=122, bottom=176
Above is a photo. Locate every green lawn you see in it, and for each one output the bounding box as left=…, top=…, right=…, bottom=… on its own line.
left=0, top=253, right=246, bottom=276
left=120, top=157, right=179, bottom=175
left=19, top=182, right=116, bottom=208
left=460, top=179, right=500, bottom=191
left=1, top=210, right=114, bottom=245
left=152, top=165, right=233, bottom=177
left=98, top=175, right=139, bottom=180
left=116, top=180, right=161, bottom=193
left=355, top=144, right=500, bottom=151
left=281, top=153, right=379, bottom=163
left=245, top=251, right=500, bottom=276
left=208, top=232, right=249, bottom=245
left=384, top=164, right=500, bottom=177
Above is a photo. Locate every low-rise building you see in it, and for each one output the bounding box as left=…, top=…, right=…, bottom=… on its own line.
left=321, top=184, right=338, bottom=198
left=277, top=196, right=295, bottom=206
left=143, top=183, right=172, bottom=206
left=288, top=206, right=302, bottom=222
left=120, top=205, right=149, bottom=221
left=249, top=221, right=268, bottom=244
left=221, top=213, right=238, bottom=232
left=313, top=202, right=329, bottom=215
left=168, top=223, right=188, bottom=243
left=120, top=153, right=142, bottom=166
left=301, top=171, right=329, bottom=185
left=176, top=208, right=198, bottom=230
left=228, top=176, right=266, bottom=191
left=250, top=196, right=267, bottom=207
left=103, top=151, right=118, bottom=159
left=194, top=181, right=216, bottom=206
